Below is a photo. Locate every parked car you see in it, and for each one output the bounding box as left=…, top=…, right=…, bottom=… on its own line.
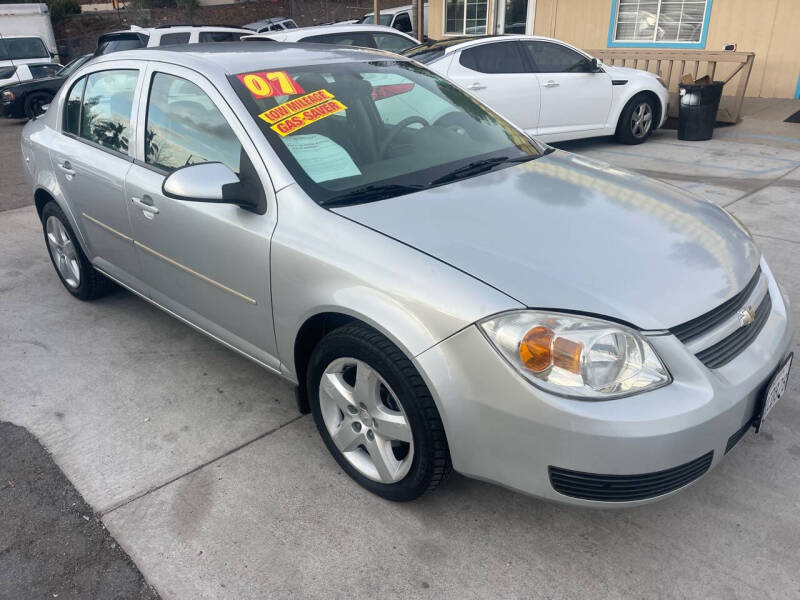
left=95, top=25, right=253, bottom=55
left=0, top=59, right=61, bottom=91
left=362, top=3, right=427, bottom=38
left=243, top=24, right=418, bottom=53
left=1, top=54, right=92, bottom=119
left=0, top=3, right=59, bottom=61
left=21, top=43, right=793, bottom=506
left=404, top=35, right=669, bottom=144
left=243, top=16, right=299, bottom=33
left=0, top=36, right=59, bottom=88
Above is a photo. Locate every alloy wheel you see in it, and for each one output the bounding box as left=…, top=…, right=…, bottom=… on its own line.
left=318, top=357, right=414, bottom=483
left=631, top=101, right=653, bottom=138
left=46, top=216, right=81, bottom=288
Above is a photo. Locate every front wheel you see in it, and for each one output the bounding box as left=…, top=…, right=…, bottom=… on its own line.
left=24, top=91, right=53, bottom=120
left=307, top=323, right=451, bottom=501
left=615, top=94, right=656, bottom=144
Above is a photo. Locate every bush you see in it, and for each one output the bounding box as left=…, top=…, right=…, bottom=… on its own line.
left=49, top=0, right=81, bottom=24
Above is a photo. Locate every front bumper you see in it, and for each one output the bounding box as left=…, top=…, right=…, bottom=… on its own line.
left=415, top=260, right=794, bottom=507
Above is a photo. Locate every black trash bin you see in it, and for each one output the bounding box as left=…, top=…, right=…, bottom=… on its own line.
left=678, top=81, right=724, bottom=141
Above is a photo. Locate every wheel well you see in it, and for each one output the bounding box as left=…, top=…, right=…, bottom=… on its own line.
left=293, top=312, right=356, bottom=413
left=626, top=90, right=662, bottom=129
left=34, top=188, right=55, bottom=219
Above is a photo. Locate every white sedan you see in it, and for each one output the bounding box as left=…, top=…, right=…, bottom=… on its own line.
left=404, top=35, right=669, bottom=144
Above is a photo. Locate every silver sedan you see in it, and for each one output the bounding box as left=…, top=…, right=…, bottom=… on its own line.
left=20, top=42, right=794, bottom=505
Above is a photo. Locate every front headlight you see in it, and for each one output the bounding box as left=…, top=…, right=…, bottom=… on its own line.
left=479, top=311, right=671, bottom=399
left=0, top=89, right=14, bottom=103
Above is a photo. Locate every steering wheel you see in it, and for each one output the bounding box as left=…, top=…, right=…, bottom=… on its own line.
left=379, top=116, right=430, bottom=159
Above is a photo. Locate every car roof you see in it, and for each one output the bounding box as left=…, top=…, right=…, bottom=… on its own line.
left=412, top=34, right=572, bottom=56
left=364, top=4, right=418, bottom=16
left=244, top=16, right=293, bottom=27
left=90, top=41, right=407, bottom=74
left=244, top=23, right=417, bottom=41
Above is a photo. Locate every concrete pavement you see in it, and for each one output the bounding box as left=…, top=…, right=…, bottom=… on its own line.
left=2, top=108, right=800, bottom=598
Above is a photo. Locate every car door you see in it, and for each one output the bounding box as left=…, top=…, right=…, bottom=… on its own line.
left=445, top=40, right=541, bottom=133
left=521, top=40, right=612, bottom=138
left=49, top=63, right=146, bottom=290
left=125, top=63, right=280, bottom=368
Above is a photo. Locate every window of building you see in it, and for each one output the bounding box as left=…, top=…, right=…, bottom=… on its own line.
left=445, top=0, right=488, bottom=35
left=611, top=0, right=710, bottom=46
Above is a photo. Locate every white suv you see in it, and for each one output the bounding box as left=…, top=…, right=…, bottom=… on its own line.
left=243, top=24, right=418, bottom=54
left=95, top=25, right=253, bottom=55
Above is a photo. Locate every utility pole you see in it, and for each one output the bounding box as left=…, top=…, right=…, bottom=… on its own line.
left=415, top=0, right=423, bottom=40
left=373, top=0, right=379, bottom=26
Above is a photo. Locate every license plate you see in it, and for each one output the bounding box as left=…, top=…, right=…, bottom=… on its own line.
left=756, top=353, right=793, bottom=431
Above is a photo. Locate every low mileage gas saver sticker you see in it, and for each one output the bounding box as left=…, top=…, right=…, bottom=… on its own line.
left=258, top=89, right=347, bottom=137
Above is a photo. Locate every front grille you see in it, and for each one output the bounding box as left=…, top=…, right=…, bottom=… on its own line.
left=670, top=266, right=761, bottom=343
left=726, top=418, right=754, bottom=454
left=549, top=451, right=713, bottom=502
left=695, top=292, right=771, bottom=369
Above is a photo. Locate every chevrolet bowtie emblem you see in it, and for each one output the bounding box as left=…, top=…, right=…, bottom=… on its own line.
left=737, top=305, right=756, bottom=327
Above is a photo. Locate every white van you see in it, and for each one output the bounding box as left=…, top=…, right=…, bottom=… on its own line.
left=362, top=4, right=428, bottom=38
left=0, top=3, right=59, bottom=88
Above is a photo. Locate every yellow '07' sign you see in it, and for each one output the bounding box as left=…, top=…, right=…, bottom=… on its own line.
left=269, top=98, right=348, bottom=137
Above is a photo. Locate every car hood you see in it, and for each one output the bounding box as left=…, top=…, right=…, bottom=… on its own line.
left=333, top=151, right=760, bottom=330
left=603, top=64, right=656, bottom=81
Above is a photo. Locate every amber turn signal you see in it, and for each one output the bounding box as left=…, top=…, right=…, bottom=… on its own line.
left=519, top=326, right=583, bottom=374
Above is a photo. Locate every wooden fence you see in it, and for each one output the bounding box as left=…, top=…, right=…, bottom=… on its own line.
left=588, top=49, right=756, bottom=123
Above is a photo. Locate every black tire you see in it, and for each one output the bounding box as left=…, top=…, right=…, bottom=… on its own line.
left=41, top=201, right=114, bottom=301
left=307, top=323, right=451, bottom=501
left=615, top=93, right=656, bottom=145
left=24, top=91, right=53, bottom=120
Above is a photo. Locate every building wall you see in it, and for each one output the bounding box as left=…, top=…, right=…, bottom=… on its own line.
left=428, top=0, right=800, bottom=98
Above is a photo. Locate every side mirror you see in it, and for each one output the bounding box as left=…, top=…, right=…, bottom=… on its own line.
left=590, top=57, right=602, bottom=72
left=162, top=162, right=257, bottom=210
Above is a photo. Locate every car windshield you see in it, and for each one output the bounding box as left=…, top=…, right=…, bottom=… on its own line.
left=0, top=37, right=49, bottom=60
left=362, top=14, right=393, bottom=25
left=230, top=59, right=541, bottom=206
left=57, top=55, right=91, bottom=77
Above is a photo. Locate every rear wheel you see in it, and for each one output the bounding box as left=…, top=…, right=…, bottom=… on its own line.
left=615, top=94, right=656, bottom=144
left=41, top=201, right=114, bottom=300
left=24, top=91, right=53, bottom=120
left=307, top=323, right=451, bottom=501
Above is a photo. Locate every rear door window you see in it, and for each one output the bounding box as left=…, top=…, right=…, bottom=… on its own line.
left=393, top=12, right=413, bottom=33
left=79, top=70, right=139, bottom=154
left=96, top=34, right=148, bottom=55
left=301, top=32, right=375, bottom=48
left=159, top=32, right=190, bottom=46
left=198, top=31, right=245, bottom=42
left=372, top=32, right=416, bottom=53
left=459, top=41, right=526, bottom=74
left=144, top=72, right=242, bottom=174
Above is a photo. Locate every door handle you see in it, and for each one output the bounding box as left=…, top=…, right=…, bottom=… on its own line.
left=543, top=80, right=560, bottom=88
left=467, top=83, right=487, bottom=91
left=59, top=160, right=75, bottom=177
left=131, top=195, right=159, bottom=219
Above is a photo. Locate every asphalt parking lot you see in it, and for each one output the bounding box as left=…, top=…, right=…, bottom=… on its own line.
left=2, top=104, right=800, bottom=598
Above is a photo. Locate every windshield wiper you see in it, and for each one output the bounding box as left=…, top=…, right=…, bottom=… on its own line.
left=320, top=183, right=424, bottom=207
left=428, top=154, right=539, bottom=186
